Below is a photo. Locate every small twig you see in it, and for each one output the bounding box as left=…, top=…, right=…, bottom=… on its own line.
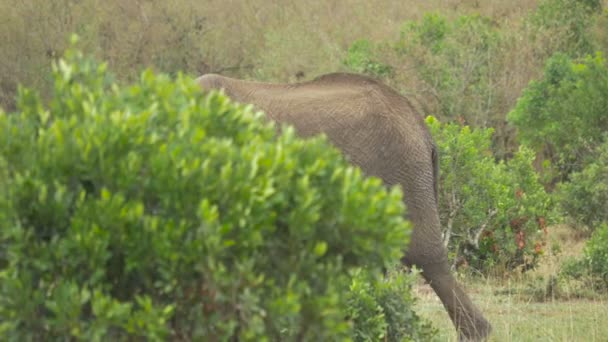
left=443, top=187, right=461, bottom=247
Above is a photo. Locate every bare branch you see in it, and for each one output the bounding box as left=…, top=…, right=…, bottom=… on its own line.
left=469, top=208, right=498, bottom=249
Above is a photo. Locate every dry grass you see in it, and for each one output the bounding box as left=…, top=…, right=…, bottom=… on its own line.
left=1, top=0, right=541, bottom=110
left=2, top=0, right=568, bottom=160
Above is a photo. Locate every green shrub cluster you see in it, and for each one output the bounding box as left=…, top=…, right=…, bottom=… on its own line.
left=344, top=39, right=393, bottom=78
left=508, top=52, right=608, bottom=180
left=553, top=140, right=608, bottom=286
left=0, top=44, right=422, bottom=340
left=506, top=3, right=608, bottom=287
left=582, top=223, right=608, bottom=286
left=527, top=0, right=602, bottom=58
left=397, top=14, right=503, bottom=128
left=346, top=268, right=436, bottom=342
left=426, top=116, right=553, bottom=272
left=556, top=139, right=608, bottom=230
left=559, top=224, right=608, bottom=291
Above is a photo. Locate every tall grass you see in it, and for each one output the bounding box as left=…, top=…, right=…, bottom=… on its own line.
left=416, top=277, right=608, bottom=341
left=416, top=224, right=608, bottom=341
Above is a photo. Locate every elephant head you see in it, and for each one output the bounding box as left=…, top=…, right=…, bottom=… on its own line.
left=196, top=72, right=492, bottom=341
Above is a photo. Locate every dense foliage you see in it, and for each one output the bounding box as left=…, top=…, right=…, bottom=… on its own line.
left=397, top=14, right=502, bottom=128
left=343, top=39, right=392, bottom=78
left=583, top=223, right=608, bottom=286
left=508, top=52, right=608, bottom=180
left=556, top=139, right=608, bottom=231
left=527, top=0, right=602, bottom=58
left=346, top=268, right=436, bottom=342
left=426, top=116, right=553, bottom=272
left=560, top=223, right=608, bottom=291
left=0, top=44, right=430, bottom=340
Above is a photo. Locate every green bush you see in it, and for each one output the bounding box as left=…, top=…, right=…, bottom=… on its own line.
left=426, top=116, right=553, bottom=272
left=0, top=42, right=416, bottom=340
left=560, top=257, right=588, bottom=281
left=346, top=267, right=436, bottom=342
left=508, top=52, right=608, bottom=180
left=583, top=223, right=608, bottom=285
left=559, top=224, right=608, bottom=291
left=527, top=0, right=602, bottom=58
left=556, top=139, right=608, bottom=230
left=397, top=14, right=503, bottom=129
left=398, top=13, right=448, bottom=54
left=344, top=39, right=393, bottom=78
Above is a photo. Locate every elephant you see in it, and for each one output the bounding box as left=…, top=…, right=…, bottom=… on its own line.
left=196, top=72, right=492, bottom=341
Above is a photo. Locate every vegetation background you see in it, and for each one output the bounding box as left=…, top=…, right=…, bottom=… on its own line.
left=1, top=0, right=606, bottom=157
left=2, top=0, right=608, bottom=340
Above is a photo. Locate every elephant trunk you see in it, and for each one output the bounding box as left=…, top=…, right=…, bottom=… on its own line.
left=421, top=261, right=492, bottom=341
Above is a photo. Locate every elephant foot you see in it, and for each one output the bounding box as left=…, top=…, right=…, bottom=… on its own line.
left=417, top=260, right=492, bottom=341
left=457, top=314, right=492, bottom=342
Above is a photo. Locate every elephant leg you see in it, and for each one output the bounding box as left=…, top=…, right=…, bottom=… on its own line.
left=417, top=260, right=492, bottom=341
left=402, top=202, right=491, bottom=341
left=335, top=130, right=491, bottom=339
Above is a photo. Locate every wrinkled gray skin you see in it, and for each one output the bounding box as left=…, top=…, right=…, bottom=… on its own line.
left=196, top=72, right=491, bottom=341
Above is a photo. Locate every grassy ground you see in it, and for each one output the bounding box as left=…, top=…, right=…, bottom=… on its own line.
left=415, top=281, right=608, bottom=341
left=414, top=225, right=608, bottom=341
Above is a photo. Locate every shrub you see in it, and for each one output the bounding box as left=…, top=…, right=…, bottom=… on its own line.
left=558, top=224, right=608, bottom=292
left=583, top=223, right=608, bottom=285
left=0, top=41, right=415, bottom=340
left=397, top=14, right=503, bottom=129
left=508, top=52, right=608, bottom=180
left=527, top=0, right=602, bottom=58
left=344, top=39, right=393, bottom=78
left=560, top=257, right=589, bottom=280
left=426, top=116, right=553, bottom=272
left=556, top=139, right=608, bottom=230
left=346, top=267, right=436, bottom=342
